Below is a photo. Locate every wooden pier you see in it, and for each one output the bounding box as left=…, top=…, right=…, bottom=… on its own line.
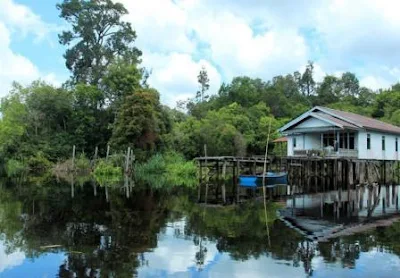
left=286, top=157, right=400, bottom=192
left=195, top=156, right=272, bottom=204
left=196, top=155, right=400, bottom=204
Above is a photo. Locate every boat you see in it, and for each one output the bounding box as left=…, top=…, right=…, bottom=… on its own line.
left=239, top=172, right=288, bottom=188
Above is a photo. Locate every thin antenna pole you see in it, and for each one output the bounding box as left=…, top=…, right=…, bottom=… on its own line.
left=262, top=119, right=272, bottom=247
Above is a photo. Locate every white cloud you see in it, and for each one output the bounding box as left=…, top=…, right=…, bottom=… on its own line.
left=360, top=76, right=391, bottom=91
left=0, top=23, right=61, bottom=98
left=3, top=0, right=400, bottom=105
left=143, top=51, right=221, bottom=106
left=0, top=23, right=40, bottom=97
left=116, top=0, right=400, bottom=106
left=0, top=240, right=25, bottom=273
left=0, top=0, right=58, bottom=41
left=189, top=10, right=308, bottom=80
left=118, top=0, right=195, bottom=54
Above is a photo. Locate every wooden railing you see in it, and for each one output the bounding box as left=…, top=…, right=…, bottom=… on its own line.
left=293, top=148, right=358, bottom=158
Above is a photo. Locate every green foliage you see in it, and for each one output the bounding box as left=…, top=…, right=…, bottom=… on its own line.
left=135, top=152, right=197, bottom=189
left=102, top=59, right=142, bottom=107
left=172, top=102, right=280, bottom=157
left=27, top=152, right=52, bottom=170
left=75, top=153, right=90, bottom=171
left=5, top=159, right=28, bottom=177
left=94, top=159, right=122, bottom=177
left=111, top=88, right=170, bottom=152
left=57, top=0, right=141, bottom=85
left=0, top=89, right=28, bottom=154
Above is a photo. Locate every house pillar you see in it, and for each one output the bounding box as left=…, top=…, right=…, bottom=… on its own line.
left=320, top=133, right=323, bottom=149
left=336, top=131, right=340, bottom=154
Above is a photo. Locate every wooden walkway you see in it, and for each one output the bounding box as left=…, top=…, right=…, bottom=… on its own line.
left=196, top=155, right=400, bottom=204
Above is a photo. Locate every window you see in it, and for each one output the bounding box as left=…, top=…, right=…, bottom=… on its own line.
left=293, top=137, right=297, bottom=148
left=367, top=134, right=371, bottom=150
left=340, top=133, right=347, bottom=149
left=323, top=133, right=335, bottom=147
left=382, top=136, right=385, bottom=151
left=396, top=138, right=398, bottom=152
left=339, top=132, right=355, bottom=149
left=349, top=133, right=355, bottom=150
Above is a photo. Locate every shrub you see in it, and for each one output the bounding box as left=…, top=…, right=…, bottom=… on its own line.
left=5, top=159, right=28, bottom=177
left=75, top=153, right=90, bottom=171
left=27, top=152, right=52, bottom=170
left=135, top=151, right=197, bottom=189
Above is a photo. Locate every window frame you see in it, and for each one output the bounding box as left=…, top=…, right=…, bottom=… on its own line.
left=367, top=134, right=371, bottom=150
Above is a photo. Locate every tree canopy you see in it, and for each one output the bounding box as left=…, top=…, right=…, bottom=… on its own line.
left=1, top=0, right=400, bottom=167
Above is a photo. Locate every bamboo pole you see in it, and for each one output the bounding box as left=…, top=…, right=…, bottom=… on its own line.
left=72, top=145, right=76, bottom=172
left=236, top=160, right=240, bottom=203
left=222, top=160, right=227, bottom=204
left=204, top=145, right=209, bottom=204
left=125, top=147, right=131, bottom=173
left=262, top=119, right=272, bottom=247
left=106, top=145, right=110, bottom=161
left=198, top=160, right=203, bottom=202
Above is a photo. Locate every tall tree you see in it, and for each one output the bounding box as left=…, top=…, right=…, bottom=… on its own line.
left=196, top=66, right=210, bottom=102
left=316, top=75, right=342, bottom=105
left=110, top=89, right=167, bottom=152
left=341, top=72, right=360, bottom=97
left=57, top=0, right=141, bottom=85
left=300, top=61, right=316, bottom=96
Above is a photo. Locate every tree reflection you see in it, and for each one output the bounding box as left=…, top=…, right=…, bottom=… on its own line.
left=1, top=177, right=400, bottom=276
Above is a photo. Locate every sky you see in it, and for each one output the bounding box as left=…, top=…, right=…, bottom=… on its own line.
left=1, top=0, right=400, bottom=107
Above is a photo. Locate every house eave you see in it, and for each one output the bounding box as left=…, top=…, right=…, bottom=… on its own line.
left=282, top=126, right=360, bottom=135
left=279, top=110, right=343, bottom=133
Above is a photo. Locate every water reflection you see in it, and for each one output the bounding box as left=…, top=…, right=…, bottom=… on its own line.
left=0, top=176, right=400, bottom=277
left=0, top=242, right=25, bottom=273
left=281, top=185, right=400, bottom=240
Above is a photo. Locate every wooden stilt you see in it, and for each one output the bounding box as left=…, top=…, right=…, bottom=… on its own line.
left=222, top=160, right=227, bottom=204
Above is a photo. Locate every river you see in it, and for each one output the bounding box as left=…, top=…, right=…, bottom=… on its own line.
left=0, top=175, right=400, bottom=277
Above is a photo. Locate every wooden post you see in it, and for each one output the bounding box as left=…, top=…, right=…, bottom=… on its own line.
left=72, top=145, right=76, bottom=171
left=236, top=160, right=240, bottom=203
left=92, top=146, right=98, bottom=169
left=222, top=160, right=227, bottom=204
left=348, top=161, right=354, bottom=188
left=106, top=145, right=110, bottom=161
left=204, top=145, right=209, bottom=204
left=232, top=161, right=236, bottom=202
left=332, top=159, right=338, bottom=190
left=71, top=175, right=75, bottom=198
left=125, top=147, right=131, bottom=173
left=216, top=160, right=220, bottom=201
left=198, top=160, right=203, bottom=202
left=93, top=180, right=97, bottom=197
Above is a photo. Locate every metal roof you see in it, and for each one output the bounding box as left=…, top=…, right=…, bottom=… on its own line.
left=279, top=106, right=400, bottom=135
left=312, top=112, right=359, bottom=129
left=317, top=106, right=400, bottom=135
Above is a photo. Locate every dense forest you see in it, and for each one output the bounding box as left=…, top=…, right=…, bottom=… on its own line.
left=1, top=0, right=400, bottom=171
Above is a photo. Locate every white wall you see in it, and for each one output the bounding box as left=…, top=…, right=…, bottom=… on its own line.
left=287, top=134, right=305, bottom=156
left=358, top=131, right=399, bottom=160
left=296, top=117, right=333, bottom=128
left=287, top=133, right=321, bottom=156
left=304, top=133, right=321, bottom=150
left=287, top=136, right=294, bottom=156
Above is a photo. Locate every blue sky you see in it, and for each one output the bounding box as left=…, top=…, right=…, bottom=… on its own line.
left=1, top=0, right=400, bottom=107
